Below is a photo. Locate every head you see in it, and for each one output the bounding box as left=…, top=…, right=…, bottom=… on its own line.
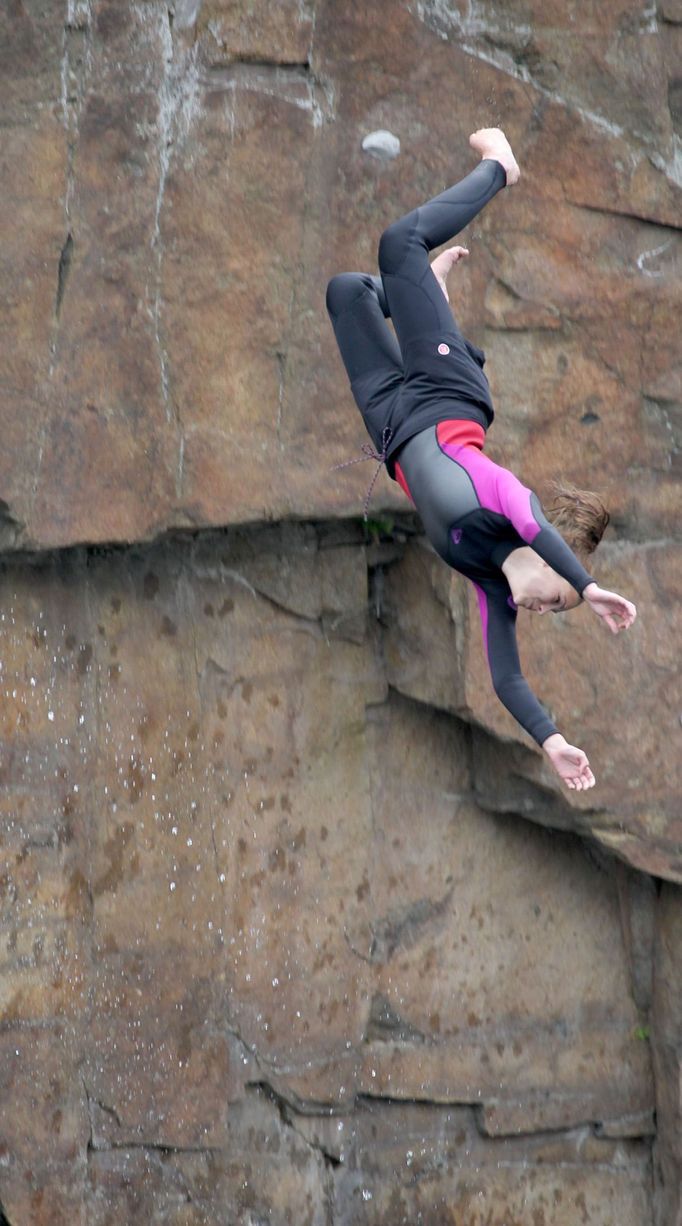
left=507, top=481, right=610, bottom=615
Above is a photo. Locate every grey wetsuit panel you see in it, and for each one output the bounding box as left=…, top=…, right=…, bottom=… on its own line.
left=395, top=427, right=480, bottom=561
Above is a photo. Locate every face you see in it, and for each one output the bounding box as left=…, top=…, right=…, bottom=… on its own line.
left=516, top=562, right=583, bottom=615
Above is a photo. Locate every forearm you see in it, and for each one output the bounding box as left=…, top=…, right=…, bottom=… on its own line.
left=483, top=588, right=558, bottom=746
left=527, top=497, right=593, bottom=593
left=493, top=672, right=558, bottom=747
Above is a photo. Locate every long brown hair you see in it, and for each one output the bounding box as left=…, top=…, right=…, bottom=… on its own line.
left=545, top=480, right=610, bottom=560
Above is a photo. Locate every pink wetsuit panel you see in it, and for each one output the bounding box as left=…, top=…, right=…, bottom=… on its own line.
left=436, top=436, right=541, bottom=545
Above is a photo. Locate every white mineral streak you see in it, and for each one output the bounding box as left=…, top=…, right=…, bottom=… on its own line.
left=636, top=237, right=676, bottom=276
left=173, top=0, right=204, bottom=30
left=362, top=130, right=401, bottom=159
left=407, top=0, right=666, bottom=156
left=133, top=3, right=202, bottom=467
left=650, top=134, right=682, bottom=188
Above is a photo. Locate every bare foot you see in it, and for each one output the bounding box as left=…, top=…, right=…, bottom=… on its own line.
left=430, top=246, right=469, bottom=301
left=469, top=127, right=520, bottom=186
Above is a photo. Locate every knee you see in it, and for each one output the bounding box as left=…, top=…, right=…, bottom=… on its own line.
left=325, top=272, right=371, bottom=318
left=378, top=220, right=409, bottom=275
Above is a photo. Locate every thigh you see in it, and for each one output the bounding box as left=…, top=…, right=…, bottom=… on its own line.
left=326, top=272, right=404, bottom=393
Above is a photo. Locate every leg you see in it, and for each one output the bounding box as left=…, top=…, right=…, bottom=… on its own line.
left=326, top=273, right=403, bottom=442
left=378, top=158, right=506, bottom=353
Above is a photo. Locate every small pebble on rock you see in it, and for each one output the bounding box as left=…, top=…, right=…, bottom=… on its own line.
left=361, top=129, right=401, bottom=160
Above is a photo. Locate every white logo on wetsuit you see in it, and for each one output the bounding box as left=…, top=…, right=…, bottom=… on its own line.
left=437, top=343, right=450, bottom=355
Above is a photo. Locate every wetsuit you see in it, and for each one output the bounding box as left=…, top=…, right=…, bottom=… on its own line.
left=326, top=159, right=595, bottom=746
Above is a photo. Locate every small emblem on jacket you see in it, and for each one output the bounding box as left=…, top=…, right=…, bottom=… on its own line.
left=451, top=528, right=462, bottom=544
left=438, top=343, right=450, bottom=355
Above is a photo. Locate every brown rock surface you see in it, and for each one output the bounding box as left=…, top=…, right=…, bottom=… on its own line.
left=0, top=527, right=669, bottom=1224
left=1, top=0, right=680, bottom=545
left=1, top=0, right=681, bottom=1222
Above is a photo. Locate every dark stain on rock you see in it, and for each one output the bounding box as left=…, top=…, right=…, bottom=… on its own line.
left=259, top=796, right=275, bottom=812
left=290, top=826, right=306, bottom=851
left=203, top=601, right=215, bottom=616
left=319, top=823, right=328, bottom=840
left=66, top=867, right=92, bottom=919
left=57, top=819, right=75, bottom=848
left=356, top=872, right=370, bottom=902
left=143, top=572, right=160, bottom=599
left=237, top=838, right=247, bottom=855
left=108, top=663, right=121, bottom=682
left=217, top=698, right=228, bottom=719
left=268, top=693, right=280, bottom=707
left=187, top=720, right=200, bottom=741
left=64, top=633, right=76, bottom=650
left=218, top=598, right=234, bottom=616
left=269, top=846, right=285, bottom=872
left=126, top=753, right=145, bottom=803
left=280, top=794, right=291, bottom=812
left=240, top=679, right=253, bottom=703
left=574, top=1191, right=589, bottom=1224
left=93, top=822, right=135, bottom=896
left=111, top=597, right=122, bottom=613
left=77, top=643, right=93, bottom=675
left=110, top=643, right=118, bottom=657
left=161, top=615, right=177, bottom=637
left=177, top=1020, right=193, bottom=1067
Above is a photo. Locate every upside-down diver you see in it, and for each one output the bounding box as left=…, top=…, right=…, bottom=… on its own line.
left=326, top=127, right=636, bottom=792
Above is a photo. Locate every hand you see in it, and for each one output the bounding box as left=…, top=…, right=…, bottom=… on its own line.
left=430, top=246, right=469, bottom=301
left=582, top=583, right=637, bottom=635
left=542, top=733, right=595, bottom=791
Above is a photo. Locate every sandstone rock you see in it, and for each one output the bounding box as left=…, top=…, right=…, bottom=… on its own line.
left=0, top=0, right=679, bottom=545
left=0, top=527, right=669, bottom=1224
left=1, top=0, right=681, bottom=1221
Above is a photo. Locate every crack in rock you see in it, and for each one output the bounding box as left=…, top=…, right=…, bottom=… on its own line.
left=55, top=232, right=74, bottom=320
left=369, top=887, right=454, bottom=964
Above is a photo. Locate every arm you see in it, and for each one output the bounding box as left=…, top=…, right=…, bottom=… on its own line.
left=494, top=473, right=594, bottom=594
left=475, top=580, right=596, bottom=788
left=474, top=580, right=558, bottom=745
left=493, top=469, right=637, bottom=629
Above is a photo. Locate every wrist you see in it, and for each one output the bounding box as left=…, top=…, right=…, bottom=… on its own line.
left=542, top=732, right=566, bottom=753
left=582, top=582, right=599, bottom=600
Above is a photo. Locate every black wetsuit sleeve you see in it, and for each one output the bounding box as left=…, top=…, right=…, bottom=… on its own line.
left=489, top=484, right=595, bottom=595
left=526, top=495, right=595, bottom=594
left=369, top=275, right=390, bottom=317
left=480, top=581, right=558, bottom=746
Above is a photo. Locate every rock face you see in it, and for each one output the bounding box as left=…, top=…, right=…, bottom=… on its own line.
left=0, top=526, right=667, bottom=1225
left=0, top=0, right=680, bottom=1223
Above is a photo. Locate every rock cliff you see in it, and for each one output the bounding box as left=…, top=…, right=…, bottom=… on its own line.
left=0, top=1, right=680, bottom=1223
